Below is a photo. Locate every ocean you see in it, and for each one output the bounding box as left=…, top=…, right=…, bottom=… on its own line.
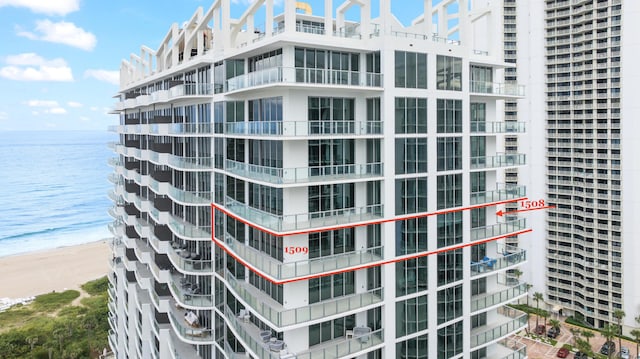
left=0, top=131, right=116, bottom=257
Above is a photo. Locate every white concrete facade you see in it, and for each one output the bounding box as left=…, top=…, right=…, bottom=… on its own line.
left=107, top=1, right=530, bottom=358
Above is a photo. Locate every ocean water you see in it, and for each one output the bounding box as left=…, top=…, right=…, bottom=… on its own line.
left=0, top=131, right=116, bottom=257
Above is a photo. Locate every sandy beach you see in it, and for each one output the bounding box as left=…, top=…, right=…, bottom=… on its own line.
left=0, top=240, right=111, bottom=299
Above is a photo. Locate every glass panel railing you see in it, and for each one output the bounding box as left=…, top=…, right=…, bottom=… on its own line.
left=224, top=120, right=381, bottom=137
left=167, top=186, right=211, bottom=205
left=496, top=338, right=527, bottom=359
left=168, top=215, right=211, bottom=240
left=471, top=246, right=526, bottom=277
left=295, top=328, right=384, bottom=359
left=470, top=185, right=526, bottom=205
left=470, top=307, right=527, bottom=348
left=471, top=283, right=528, bottom=312
left=470, top=218, right=527, bottom=241
left=470, top=122, right=526, bottom=133
left=226, top=270, right=383, bottom=327
left=224, top=235, right=383, bottom=280
left=167, top=155, right=214, bottom=170
left=168, top=273, right=213, bottom=308
left=470, top=153, right=526, bottom=169
left=167, top=244, right=213, bottom=273
left=224, top=196, right=383, bottom=232
left=223, top=305, right=281, bottom=359
left=469, top=81, right=525, bottom=97
left=168, top=310, right=213, bottom=343
left=225, top=159, right=383, bottom=184
left=168, top=83, right=212, bottom=98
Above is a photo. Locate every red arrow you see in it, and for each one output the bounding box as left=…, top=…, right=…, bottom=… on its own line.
left=497, top=205, right=556, bottom=217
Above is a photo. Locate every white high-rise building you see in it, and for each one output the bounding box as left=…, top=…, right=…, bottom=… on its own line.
left=516, top=0, right=640, bottom=334
left=107, top=1, right=530, bottom=358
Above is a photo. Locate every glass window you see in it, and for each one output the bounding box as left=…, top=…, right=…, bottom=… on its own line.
left=395, top=178, right=428, bottom=215
left=437, top=321, right=463, bottom=359
left=309, top=228, right=355, bottom=259
left=437, top=212, right=463, bottom=247
left=396, top=335, right=428, bottom=359
left=437, top=137, right=462, bottom=171
left=395, top=138, right=428, bottom=175
left=437, top=99, right=462, bottom=133
left=396, top=257, right=428, bottom=296
left=308, top=97, right=355, bottom=134
left=437, top=284, right=463, bottom=324
left=436, top=55, right=462, bottom=91
left=309, top=315, right=355, bottom=346
left=309, top=272, right=355, bottom=303
left=309, top=183, right=355, bottom=216
left=395, top=51, right=427, bottom=89
left=396, top=218, right=428, bottom=256
left=437, top=248, right=463, bottom=285
left=470, top=102, right=486, bottom=132
left=395, top=97, right=428, bottom=134
left=396, top=295, right=428, bottom=337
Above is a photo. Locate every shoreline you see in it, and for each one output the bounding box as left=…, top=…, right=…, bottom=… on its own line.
left=0, top=240, right=112, bottom=299
left=0, top=237, right=112, bottom=260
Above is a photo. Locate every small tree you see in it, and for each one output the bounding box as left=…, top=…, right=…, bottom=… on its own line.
left=541, top=310, right=550, bottom=328
left=630, top=329, right=640, bottom=359
left=613, top=309, right=626, bottom=352
left=549, top=319, right=561, bottom=332
left=533, top=292, right=544, bottom=328
left=570, top=327, right=581, bottom=346
left=601, top=324, right=618, bottom=359
left=575, top=338, right=593, bottom=357
left=581, top=329, right=594, bottom=344
left=26, top=336, right=39, bottom=354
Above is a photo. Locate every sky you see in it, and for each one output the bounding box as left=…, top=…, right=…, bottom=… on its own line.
left=0, top=0, right=434, bottom=132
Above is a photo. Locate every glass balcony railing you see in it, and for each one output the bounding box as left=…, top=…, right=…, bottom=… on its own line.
left=168, top=83, right=212, bottom=98
left=167, top=307, right=213, bottom=343
left=470, top=122, right=526, bottom=133
left=469, top=81, right=525, bottom=97
left=167, top=244, right=213, bottom=274
left=224, top=234, right=383, bottom=281
left=224, top=196, right=383, bottom=233
left=471, top=153, right=526, bottom=169
left=167, top=186, right=211, bottom=205
left=168, top=272, right=213, bottom=308
left=226, top=270, right=383, bottom=328
left=168, top=214, right=211, bottom=240
left=149, top=123, right=214, bottom=135
left=471, top=282, right=528, bottom=312
left=470, top=218, right=527, bottom=242
left=295, top=328, right=384, bottom=359
left=495, top=338, right=527, bottom=359
left=225, top=159, right=383, bottom=185
left=225, top=67, right=382, bottom=92
left=224, top=120, right=382, bottom=136
left=470, top=306, right=527, bottom=348
left=471, top=246, right=526, bottom=277
left=470, top=185, right=526, bottom=205
left=223, top=305, right=281, bottom=359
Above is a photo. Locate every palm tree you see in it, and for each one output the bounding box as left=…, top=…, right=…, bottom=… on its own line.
left=549, top=319, right=561, bottom=331
left=601, top=324, right=618, bottom=359
left=613, top=309, right=626, bottom=352
left=533, top=292, right=543, bottom=328
left=541, top=310, right=550, bottom=328
left=575, top=338, right=593, bottom=358
left=630, top=329, right=640, bottom=359
left=570, top=327, right=581, bottom=346
left=581, top=329, right=594, bottom=344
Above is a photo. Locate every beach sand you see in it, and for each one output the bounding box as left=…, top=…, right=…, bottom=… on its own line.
left=0, top=240, right=111, bottom=299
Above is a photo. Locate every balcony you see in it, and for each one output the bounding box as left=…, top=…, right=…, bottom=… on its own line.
left=167, top=300, right=213, bottom=343
left=470, top=153, right=526, bottom=170
left=168, top=215, right=210, bottom=240
left=470, top=307, right=527, bottom=348
left=168, top=272, right=213, bottom=308
left=226, top=270, right=383, bottom=328
left=470, top=185, right=526, bottom=205
left=471, top=245, right=526, bottom=277
left=223, top=305, right=281, bottom=359
left=470, top=81, right=525, bottom=97
left=167, top=243, right=213, bottom=274
left=470, top=122, right=526, bottom=133
left=223, top=235, right=382, bottom=281
left=471, top=218, right=527, bottom=242
left=225, top=67, right=382, bottom=93
left=471, top=282, right=528, bottom=313
left=490, top=338, right=527, bottom=359
left=224, top=120, right=382, bottom=137
left=224, top=197, right=384, bottom=233
left=168, top=83, right=212, bottom=99
left=225, top=160, right=383, bottom=185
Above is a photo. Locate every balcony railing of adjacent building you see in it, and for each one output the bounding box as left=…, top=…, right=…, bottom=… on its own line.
left=470, top=153, right=526, bottom=170
left=471, top=282, right=528, bottom=313
left=224, top=234, right=382, bottom=281
left=225, top=67, right=383, bottom=93
left=225, top=159, right=383, bottom=185
left=224, top=197, right=384, bottom=233
left=225, top=269, right=383, bottom=329
left=224, top=120, right=382, bottom=137
left=470, top=306, right=527, bottom=348
left=469, top=81, right=526, bottom=97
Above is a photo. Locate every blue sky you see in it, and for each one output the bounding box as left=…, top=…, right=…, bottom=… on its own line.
left=0, top=0, right=432, bottom=131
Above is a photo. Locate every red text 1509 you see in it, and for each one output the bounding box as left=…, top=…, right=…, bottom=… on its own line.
left=285, top=246, right=309, bottom=255
left=520, top=200, right=545, bottom=209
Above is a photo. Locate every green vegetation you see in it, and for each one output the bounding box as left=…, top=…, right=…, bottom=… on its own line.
left=0, top=276, right=110, bottom=358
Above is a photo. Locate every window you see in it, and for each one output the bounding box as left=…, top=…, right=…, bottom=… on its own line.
left=395, top=178, right=428, bottom=215
left=470, top=65, right=493, bottom=93
left=436, top=55, right=462, bottom=91
left=437, top=174, right=462, bottom=209
left=309, top=272, right=355, bottom=303
left=308, top=139, right=354, bottom=175
left=309, top=228, right=355, bottom=258
left=366, top=98, right=382, bottom=133
left=437, top=285, right=463, bottom=324
left=248, top=183, right=282, bottom=215
left=470, top=102, right=487, bottom=132
left=249, top=228, right=282, bottom=261
left=249, top=271, right=282, bottom=304
left=396, top=335, right=428, bottom=359
left=395, top=97, right=428, bottom=134
left=396, top=295, right=428, bottom=337
left=437, top=99, right=462, bottom=133
left=396, top=218, right=428, bottom=256
left=437, top=137, right=462, bottom=171
left=249, top=140, right=282, bottom=169
left=248, top=49, right=282, bottom=72
left=295, top=48, right=359, bottom=85
left=437, top=321, right=463, bottom=359
left=395, top=51, right=427, bottom=88
left=248, top=97, right=282, bottom=134
left=309, top=315, right=355, bottom=346
left=437, top=248, right=463, bottom=285
left=308, top=97, right=355, bottom=134
left=395, top=138, right=428, bottom=174
left=396, top=257, right=428, bottom=296
left=309, top=184, right=354, bottom=216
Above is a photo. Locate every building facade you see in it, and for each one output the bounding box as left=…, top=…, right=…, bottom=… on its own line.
left=518, top=0, right=640, bottom=333
left=107, top=0, right=530, bottom=358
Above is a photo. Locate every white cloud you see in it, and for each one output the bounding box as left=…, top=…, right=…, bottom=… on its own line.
left=90, top=106, right=99, bottom=111
left=84, top=69, right=119, bottom=85
left=79, top=116, right=89, bottom=121
left=1, top=53, right=73, bottom=82
left=67, top=101, right=82, bottom=107
left=0, top=111, right=7, bottom=121
left=0, top=0, right=80, bottom=16
left=26, top=99, right=59, bottom=107
left=47, top=107, right=67, bottom=114
left=17, top=20, right=96, bottom=51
